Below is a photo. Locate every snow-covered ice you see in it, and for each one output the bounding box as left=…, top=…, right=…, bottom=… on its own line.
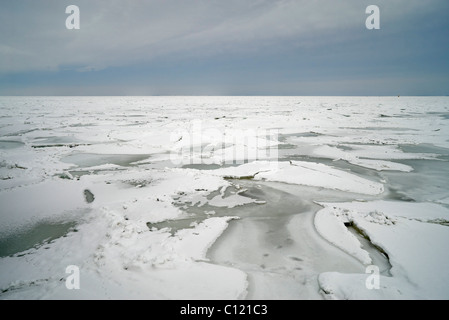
left=1, top=96, right=448, bottom=299
left=212, top=160, right=384, bottom=195
left=316, top=201, right=449, bottom=299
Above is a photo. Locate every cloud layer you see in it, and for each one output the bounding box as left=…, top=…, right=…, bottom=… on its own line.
left=1, top=0, right=448, bottom=95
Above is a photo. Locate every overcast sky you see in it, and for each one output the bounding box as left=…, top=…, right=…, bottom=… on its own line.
left=1, top=0, right=448, bottom=95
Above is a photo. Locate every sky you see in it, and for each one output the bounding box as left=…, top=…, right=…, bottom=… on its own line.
left=0, top=0, right=448, bottom=96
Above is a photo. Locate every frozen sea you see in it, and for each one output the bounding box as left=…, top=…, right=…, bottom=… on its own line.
left=0, top=96, right=449, bottom=299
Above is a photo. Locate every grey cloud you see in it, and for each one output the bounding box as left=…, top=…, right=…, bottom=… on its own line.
left=0, top=0, right=445, bottom=74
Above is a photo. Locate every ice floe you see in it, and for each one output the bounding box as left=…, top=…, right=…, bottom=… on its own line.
left=1, top=96, right=448, bottom=299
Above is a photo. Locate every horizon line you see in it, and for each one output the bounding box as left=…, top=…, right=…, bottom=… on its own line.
left=1, top=94, right=448, bottom=98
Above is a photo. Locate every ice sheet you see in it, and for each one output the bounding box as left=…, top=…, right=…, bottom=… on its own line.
left=1, top=96, right=448, bottom=299
left=212, top=160, right=384, bottom=195
left=316, top=201, right=449, bottom=299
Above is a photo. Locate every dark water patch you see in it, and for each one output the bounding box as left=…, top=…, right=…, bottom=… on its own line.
left=424, top=219, right=449, bottom=227
left=68, top=123, right=97, bottom=128
left=123, top=178, right=153, bottom=188
left=0, top=161, right=27, bottom=170
left=182, top=163, right=226, bottom=170
left=146, top=217, right=199, bottom=236
left=0, top=140, right=24, bottom=150
left=279, top=132, right=322, bottom=142
left=385, top=187, right=416, bottom=202
left=278, top=143, right=298, bottom=150
left=399, top=143, right=449, bottom=159
left=1, top=278, right=50, bottom=295
left=290, top=256, right=303, bottom=262
left=113, top=114, right=146, bottom=118
left=154, top=186, right=257, bottom=236
left=427, top=112, right=449, bottom=120
left=349, top=223, right=389, bottom=259
left=118, top=122, right=148, bottom=127
left=61, top=153, right=151, bottom=168
left=83, top=189, right=95, bottom=203
left=182, top=162, right=251, bottom=171
left=32, top=143, right=91, bottom=149
left=125, top=114, right=146, bottom=118
left=178, top=181, right=312, bottom=220
left=224, top=175, right=256, bottom=180
left=0, top=220, right=78, bottom=258
left=345, top=127, right=420, bottom=132
left=379, top=113, right=411, bottom=119
left=346, top=224, right=392, bottom=276
left=379, top=158, right=449, bottom=203
left=336, top=144, right=354, bottom=151
left=3, top=128, right=39, bottom=137
left=31, top=136, right=90, bottom=149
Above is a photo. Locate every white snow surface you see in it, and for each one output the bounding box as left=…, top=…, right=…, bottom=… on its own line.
left=316, top=201, right=449, bottom=299
left=1, top=96, right=448, bottom=299
left=212, top=160, right=384, bottom=195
